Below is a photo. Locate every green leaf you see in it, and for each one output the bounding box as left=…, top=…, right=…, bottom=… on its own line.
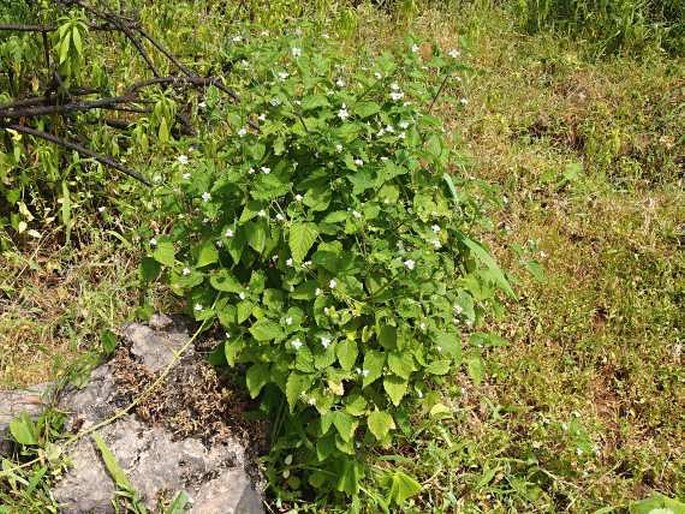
left=354, top=101, right=380, bottom=118
left=367, top=410, right=395, bottom=441
left=443, top=173, right=459, bottom=205
left=332, top=411, right=358, bottom=442
left=336, top=339, right=358, bottom=371
left=378, top=325, right=397, bottom=350
left=301, top=94, right=330, bottom=110
left=466, top=356, right=484, bottom=385
left=387, top=351, right=414, bottom=379
left=61, top=181, right=71, bottom=244
left=362, top=350, right=386, bottom=388
left=386, top=470, right=421, bottom=506
left=9, top=413, right=37, bottom=445
left=139, top=256, right=161, bottom=282
left=224, top=337, right=244, bottom=367
left=152, top=241, right=175, bottom=267
left=289, top=222, right=318, bottom=264
left=237, top=300, right=254, bottom=323
left=425, top=134, right=442, bottom=160
left=425, top=359, right=451, bottom=375
left=337, top=459, right=362, bottom=495
left=166, top=490, right=191, bottom=514
left=383, top=376, right=408, bottom=406
left=100, top=329, right=117, bottom=355
left=209, top=270, right=242, bottom=293
left=196, top=240, right=219, bottom=267
left=249, top=319, right=284, bottom=341
left=285, top=372, right=314, bottom=412
left=246, top=363, right=270, bottom=398
left=71, top=26, right=83, bottom=55
left=249, top=142, right=266, bottom=161
left=458, top=233, right=516, bottom=298
left=92, top=432, right=131, bottom=488
left=247, top=221, right=267, bottom=254
left=435, top=332, right=461, bottom=361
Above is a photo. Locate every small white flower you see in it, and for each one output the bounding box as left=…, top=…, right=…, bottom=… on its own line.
left=291, top=338, right=303, bottom=350
left=272, top=255, right=279, bottom=262
left=286, top=258, right=293, bottom=267
left=291, top=47, right=302, bottom=57
left=303, top=260, right=312, bottom=267
left=399, top=120, right=410, bottom=129
left=320, top=336, right=331, bottom=348
left=284, top=454, right=293, bottom=465
left=354, top=158, right=363, bottom=167
left=201, top=192, right=211, bottom=202
left=97, top=206, right=106, bottom=213
left=448, top=49, right=461, bottom=58
left=239, top=292, right=246, bottom=300
left=260, top=166, right=271, bottom=174
left=335, top=78, right=346, bottom=88
left=182, top=172, right=191, bottom=180
left=329, top=279, right=337, bottom=289
left=403, top=259, right=415, bottom=270
left=237, top=127, right=247, bottom=137
left=453, top=304, right=464, bottom=315
left=225, top=332, right=231, bottom=339
left=411, top=43, right=420, bottom=53
left=335, top=144, right=343, bottom=153
left=257, top=113, right=267, bottom=122
left=432, top=240, right=442, bottom=249
left=198, top=101, right=207, bottom=109
left=459, top=97, right=468, bottom=106
left=257, top=209, right=267, bottom=217
left=398, top=132, right=406, bottom=140
left=377, top=128, right=386, bottom=137
left=361, top=369, right=370, bottom=377
left=215, top=240, right=223, bottom=247
left=307, top=397, right=317, bottom=406
left=390, top=82, right=400, bottom=91
left=417, top=389, right=424, bottom=399
left=431, top=224, right=441, bottom=233
left=248, top=167, right=255, bottom=175
left=380, top=156, right=389, bottom=161
left=277, top=71, right=289, bottom=80
left=182, top=267, right=191, bottom=276
left=294, top=193, right=303, bottom=202
left=232, top=35, right=243, bottom=43
left=282, top=469, right=290, bottom=479
left=275, top=213, right=285, bottom=221
left=374, top=72, right=382, bottom=80
left=419, top=322, right=427, bottom=331
left=225, top=228, right=234, bottom=238
left=323, top=307, right=330, bottom=315
left=385, top=125, right=395, bottom=133
left=176, top=154, right=189, bottom=165
left=390, top=91, right=405, bottom=101
left=285, top=316, right=293, bottom=325
left=337, top=104, right=349, bottom=121
left=194, top=303, right=203, bottom=311
left=315, top=288, right=322, bottom=296
left=149, top=238, right=157, bottom=246
left=352, top=210, right=362, bottom=219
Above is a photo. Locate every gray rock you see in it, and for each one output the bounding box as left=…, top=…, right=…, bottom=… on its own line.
left=124, top=321, right=191, bottom=373
left=0, top=383, right=52, bottom=432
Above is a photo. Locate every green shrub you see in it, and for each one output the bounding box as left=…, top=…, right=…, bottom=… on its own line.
left=146, top=30, right=511, bottom=506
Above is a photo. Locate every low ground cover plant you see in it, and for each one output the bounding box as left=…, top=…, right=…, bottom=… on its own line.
left=144, top=31, right=512, bottom=506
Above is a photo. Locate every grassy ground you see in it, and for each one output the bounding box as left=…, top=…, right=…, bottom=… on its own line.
left=1, top=2, right=683, bottom=512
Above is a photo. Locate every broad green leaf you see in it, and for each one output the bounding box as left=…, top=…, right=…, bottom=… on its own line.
left=249, top=142, right=266, bottom=161
left=336, top=339, right=358, bottom=370
left=466, top=356, right=484, bottom=385
left=224, top=337, right=244, bottom=366
left=629, top=494, right=685, bottom=514
left=246, top=363, right=270, bottom=398
left=378, top=325, right=397, bottom=350
left=425, top=359, right=451, bottom=375
left=9, top=413, right=37, bottom=445
left=344, top=394, right=367, bottom=417
left=386, top=470, right=421, bottom=506
left=387, top=351, right=414, bottom=379
left=337, top=459, right=361, bottom=495
left=152, top=241, right=175, bottom=267
left=367, top=410, right=395, bottom=441
left=362, top=350, right=386, bottom=388
left=331, top=411, right=357, bottom=442
left=71, top=27, right=83, bottom=55
left=249, top=319, right=284, bottom=341
left=302, top=94, right=330, bottom=110
left=289, top=222, right=318, bottom=264
left=196, top=240, right=219, bottom=267
left=100, top=329, right=117, bottom=355
left=435, top=332, right=461, bottom=361
left=237, top=300, right=254, bottom=323
left=354, top=101, right=380, bottom=118
left=286, top=372, right=314, bottom=412
left=209, top=270, right=242, bottom=293
left=383, top=376, right=408, bottom=406
left=247, top=221, right=267, bottom=254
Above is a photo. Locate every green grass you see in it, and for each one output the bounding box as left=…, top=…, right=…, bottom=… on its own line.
left=1, top=1, right=683, bottom=512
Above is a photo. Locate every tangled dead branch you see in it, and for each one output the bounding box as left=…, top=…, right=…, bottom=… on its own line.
left=0, top=1, right=242, bottom=184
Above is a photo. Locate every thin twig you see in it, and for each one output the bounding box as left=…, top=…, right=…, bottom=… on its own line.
left=4, top=123, right=151, bottom=185
left=429, top=74, right=450, bottom=113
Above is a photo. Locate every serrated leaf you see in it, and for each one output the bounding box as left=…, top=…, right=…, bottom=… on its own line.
left=354, top=101, right=380, bottom=118
left=247, top=221, right=267, bottom=254
left=387, top=351, right=414, bottom=379
left=466, top=356, right=484, bottom=385
left=196, top=240, right=219, bottom=267
left=246, top=363, right=270, bottom=398
left=386, top=470, right=421, bottom=506
left=435, top=332, right=461, bottom=361
left=367, top=410, right=395, bottom=441
left=209, top=269, right=242, bottom=293
left=286, top=372, right=314, bottom=412
left=224, top=337, right=244, bottom=367
left=336, top=339, right=358, bottom=370
left=458, top=233, right=516, bottom=298
left=383, top=376, right=408, bottom=406
left=249, top=319, right=284, bottom=341
left=332, top=411, right=357, bottom=442
left=378, top=325, right=397, bottom=350
left=9, top=413, right=37, bottom=445
left=425, top=359, right=451, bottom=375
left=362, top=350, right=386, bottom=388
left=289, top=222, right=318, bottom=264
left=152, top=241, right=175, bottom=267
left=302, top=94, right=330, bottom=110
